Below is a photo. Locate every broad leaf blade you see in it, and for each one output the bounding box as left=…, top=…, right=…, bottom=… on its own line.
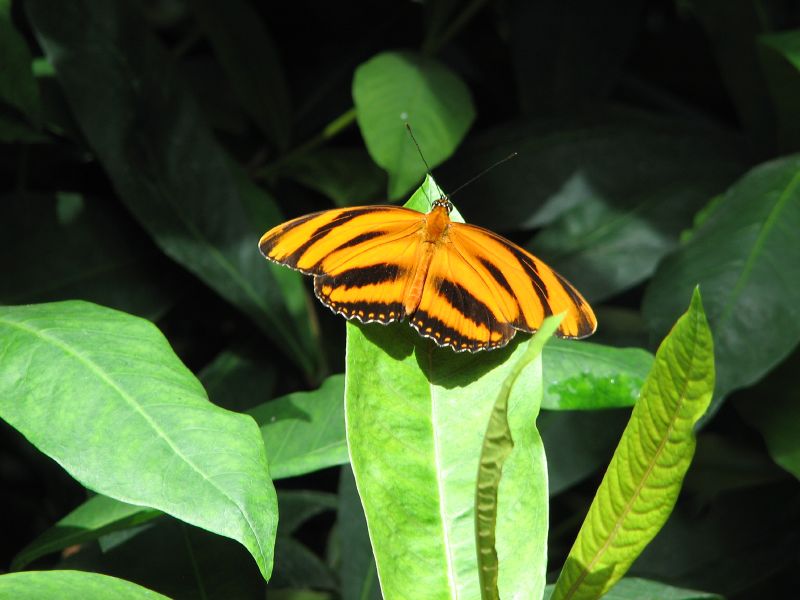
left=0, top=571, right=169, bottom=600
left=0, top=301, right=278, bottom=580
left=643, top=154, right=800, bottom=412
left=25, top=0, right=319, bottom=377
left=551, top=289, right=715, bottom=600
left=353, top=51, right=475, bottom=198
left=344, top=179, right=547, bottom=600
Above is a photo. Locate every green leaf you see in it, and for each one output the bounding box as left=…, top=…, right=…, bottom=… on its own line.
left=277, top=490, right=337, bottom=535
left=643, top=154, right=800, bottom=413
left=0, top=571, right=170, bottom=600
left=551, top=288, right=715, bottom=600
left=759, top=29, right=800, bottom=150
left=11, top=495, right=161, bottom=571
left=353, top=51, right=475, bottom=198
left=25, top=0, right=319, bottom=377
left=249, top=374, right=348, bottom=480
left=281, top=147, right=386, bottom=206
left=475, top=316, right=561, bottom=600
left=189, top=0, right=291, bottom=149
left=0, top=0, right=42, bottom=128
left=344, top=178, right=546, bottom=600
left=544, top=577, right=723, bottom=600
left=0, top=192, right=179, bottom=321
left=542, top=339, right=653, bottom=410
left=0, top=301, right=278, bottom=580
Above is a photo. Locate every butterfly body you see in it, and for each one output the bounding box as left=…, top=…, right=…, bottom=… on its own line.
left=260, top=198, right=596, bottom=352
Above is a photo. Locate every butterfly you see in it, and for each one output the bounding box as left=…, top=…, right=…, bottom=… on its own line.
left=259, top=195, right=596, bottom=352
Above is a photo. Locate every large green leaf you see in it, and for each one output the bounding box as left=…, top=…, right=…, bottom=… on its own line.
left=25, top=0, right=319, bottom=377
left=0, top=301, right=278, bottom=580
left=189, top=0, right=291, bottom=149
left=551, top=289, right=715, bottom=600
left=0, top=571, right=170, bottom=600
left=542, top=338, right=653, bottom=410
left=440, top=108, right=745, bottom=302
left=249, top=374, right=349, bottom=480
left=353, top=51, right=475, bottom=198
left=0, top=192, right=178, bottom=320
left=643, top=155, right=800, bottom=412
left=344, top=178, right=547, bottom=599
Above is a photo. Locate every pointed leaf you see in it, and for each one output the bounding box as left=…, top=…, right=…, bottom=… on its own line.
left=344, top=179, right=546, bottom=600
left=643, top=155, right=800, bottom=412
left=545, top=577, right=722, bottom=600
left=353, top=51, right=475, bottom=198
left=551, top=288, right=715, bottom=600
left=0, top=301, right=278, bottom=580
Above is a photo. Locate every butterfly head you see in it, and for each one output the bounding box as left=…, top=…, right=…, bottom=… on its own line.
left=432, top=197, right=453, bottom=214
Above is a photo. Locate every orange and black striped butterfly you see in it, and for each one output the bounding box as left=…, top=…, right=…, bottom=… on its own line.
left=259, top=195, right=596, bottom=352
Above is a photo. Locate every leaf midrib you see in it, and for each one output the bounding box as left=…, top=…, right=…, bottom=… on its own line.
left=1, top=314, right=267, bottom=564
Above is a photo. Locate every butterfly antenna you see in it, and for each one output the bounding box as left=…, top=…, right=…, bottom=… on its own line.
left=405, top=123, right=438, bottom=206
left=449, top=152, right=518, bottom=198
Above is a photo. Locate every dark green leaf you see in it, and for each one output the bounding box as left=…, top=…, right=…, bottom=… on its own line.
left=26, top=0, right=319, bottom=376
left=337, top=466, right=381, bottom=600
left=189, top=0, right=291, bottom=149
left=0, top=192, right=179, bottom=320
left=759, top=29, right=800, bottom=150
left=643, top=154, right=800, bottom=413
left=200, top=349, right=277, bottom=413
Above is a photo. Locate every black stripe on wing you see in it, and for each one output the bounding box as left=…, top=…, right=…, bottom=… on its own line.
left=313, top=264, right=406, bottom=324
left=409, top=309, right=515, bottom=352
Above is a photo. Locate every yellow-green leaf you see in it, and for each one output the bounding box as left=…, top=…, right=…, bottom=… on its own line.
left=551, top=288, right=715, bottom=600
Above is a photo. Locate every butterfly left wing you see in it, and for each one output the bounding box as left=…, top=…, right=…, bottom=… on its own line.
left=260, top=206, right=424, bottom=324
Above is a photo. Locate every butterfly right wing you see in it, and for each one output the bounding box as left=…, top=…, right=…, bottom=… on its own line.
left=259, top=206, right=424, bottom=324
